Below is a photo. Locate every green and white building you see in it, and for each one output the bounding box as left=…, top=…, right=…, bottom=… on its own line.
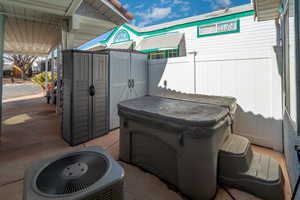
left=87, top=4, right=269, bottom=60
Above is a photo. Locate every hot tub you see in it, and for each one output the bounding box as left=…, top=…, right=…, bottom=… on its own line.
left=118, top=96, right=232, bottom=200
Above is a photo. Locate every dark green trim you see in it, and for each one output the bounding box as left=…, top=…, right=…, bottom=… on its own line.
left=164, top=50, right=168, bottom=58
left=197, top=19, right=240, bottom=38
left=140, top=47, right=178, bottom=53
left=124, top=10, right=253, bottom=36
left=140, top=48, right=161, bottom=53
left=100, top=10, right=254, bottom=44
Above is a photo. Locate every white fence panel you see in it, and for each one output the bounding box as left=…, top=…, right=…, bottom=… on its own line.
left=148, top=56, right=283, bottom=151
left=149, top=57, right=194, bottom=95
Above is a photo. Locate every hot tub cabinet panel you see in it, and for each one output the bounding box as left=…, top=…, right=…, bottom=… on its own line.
left=118, top=96, right=231, bottom=199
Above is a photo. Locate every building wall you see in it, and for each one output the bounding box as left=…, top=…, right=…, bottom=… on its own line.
left=148, top=15, right=283, bottom=151
left=281, top=0, right=300, bottom=195
left=283, top=112, right=300, bottom=198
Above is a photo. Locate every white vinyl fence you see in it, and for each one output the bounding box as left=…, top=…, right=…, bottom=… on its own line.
left=149, top=54, right=283, bottom=151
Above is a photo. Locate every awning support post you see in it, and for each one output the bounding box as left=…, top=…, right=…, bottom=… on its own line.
left=45, top=57, right=48, bottom=93
left=51, top=50, right=55, bottom=85
left=56, top=45, right=62, bottom=114
left=0, top=15, right=5, bottom=139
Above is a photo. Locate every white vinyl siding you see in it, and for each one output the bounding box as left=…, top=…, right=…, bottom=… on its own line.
left=183, top=16, right=277, bottom=60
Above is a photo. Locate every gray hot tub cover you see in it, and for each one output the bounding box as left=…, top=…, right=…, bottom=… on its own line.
left=118, top=96, right=230, bottom=130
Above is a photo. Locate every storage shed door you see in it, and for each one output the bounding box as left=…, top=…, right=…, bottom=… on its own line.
left=72, top=52, right=93, bottom=144
left=62, top=51, right=73, bottom=143
left=92, top=54, right=108, bottom=137
left=109, top=51, right=131, bottom=130
left=130, top=53, right=148, bottom=99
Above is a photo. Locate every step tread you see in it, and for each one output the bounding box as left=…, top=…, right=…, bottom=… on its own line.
left=244, top=152, right=281, bottom=182
left=220, top=134, right=250, bottom=155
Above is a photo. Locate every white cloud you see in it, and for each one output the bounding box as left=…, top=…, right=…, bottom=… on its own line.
left=131, top=19, right=137, bottom=26
left=180, top=5, right=190, bottom=12
left=217, top=0, right=231, bottom=6
left=135, top=3, right=144, bottom=9
left=174, top=0, right=183, bottom=4
left=123, top=3, right=129, bottom=9
left=168, top=12, right=182, bottom=19
left=136, top=7, right=172, bottom=27
left=160, top=0, right=172, bottom=4
left=173, top=0, right=190, bottom=5
left=205, top=0, right=232, bottom=10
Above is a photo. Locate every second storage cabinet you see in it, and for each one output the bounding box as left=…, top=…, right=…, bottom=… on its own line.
left=61, top=49, right=148, bottom=146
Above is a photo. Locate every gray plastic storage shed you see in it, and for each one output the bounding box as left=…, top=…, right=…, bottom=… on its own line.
left=62, top=50, right=109, bottom=146
left=108, top=50, right=148, bottom=130
left=61, top=49, right=148, bottom=146
left=118, top=96, right=232, bottom=200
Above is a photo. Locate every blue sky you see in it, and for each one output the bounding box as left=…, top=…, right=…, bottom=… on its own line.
left=121, top=0, right=251, bottom=27
left=79, top=0, right=251, bottom=49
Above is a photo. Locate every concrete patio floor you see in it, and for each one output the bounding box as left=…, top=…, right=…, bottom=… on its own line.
left=0, top=96, right=292, bottom=200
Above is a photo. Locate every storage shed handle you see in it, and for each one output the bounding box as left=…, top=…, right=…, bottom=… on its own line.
left=128, top=79, right=132, bottom=88
left=89, top=85, right=95, bottom=96
left=178, top=134, right=184, bottom=146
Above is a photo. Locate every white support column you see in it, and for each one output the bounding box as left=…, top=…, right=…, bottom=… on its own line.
left=56, top=45, right=62, bottom=114
left=51, top=50, right=55, bottom=84
left=0, top=15, right=5, bottom=139
left=45, top=57, right=48, bottom=93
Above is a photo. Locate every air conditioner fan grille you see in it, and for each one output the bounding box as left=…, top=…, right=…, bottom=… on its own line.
left=36, top=152, right=107, bottom=195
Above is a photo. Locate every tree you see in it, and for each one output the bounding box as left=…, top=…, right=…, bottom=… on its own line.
left=4, top=54, right=38, bottom=79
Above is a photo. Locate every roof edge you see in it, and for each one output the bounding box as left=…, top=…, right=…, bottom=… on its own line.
left=127, top=4, right=253, bottom=33
left=99, top=4, right=254, bottom=44
left=107, top=0, right=133, bottom=20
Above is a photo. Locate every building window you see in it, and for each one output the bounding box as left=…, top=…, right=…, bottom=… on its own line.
left=198, top=19, right=240, bottom=37
left=167, top=49, right=179, bottom=58
left=149, top=51, right=166, bottom=59
left=148, top=49, right=180, bottom=60
left=198, top=24, right=216, bottom=35
left=113, top=29, right=130, bottom=43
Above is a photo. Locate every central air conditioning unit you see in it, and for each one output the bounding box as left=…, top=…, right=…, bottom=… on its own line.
left=23, top=146, right=124, bottom=200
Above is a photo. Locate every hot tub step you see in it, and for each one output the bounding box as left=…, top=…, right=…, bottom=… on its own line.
left=219, top=134, right=253, bottom=173
left=219, top=152, right=284, bottom=200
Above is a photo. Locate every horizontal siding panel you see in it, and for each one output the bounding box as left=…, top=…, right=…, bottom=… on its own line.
left=181, top=15, right=277, bottom=60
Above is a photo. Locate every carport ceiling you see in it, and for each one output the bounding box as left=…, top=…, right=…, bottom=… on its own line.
left=0, top=0, right=131, bottom=56
left=254, top=0, right=281, bottom=21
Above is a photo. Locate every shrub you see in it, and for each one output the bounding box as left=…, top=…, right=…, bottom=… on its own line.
left=31, top=72, right=57, bottom=89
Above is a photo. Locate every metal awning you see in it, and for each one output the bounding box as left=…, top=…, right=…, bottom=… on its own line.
left=136, top=32, right=183, bottom=52
left=109, top=41, right=133, bottom=49
left=0, top=0, right=132, bottom=55
left=87, top=43, right=107, bottom=51
left=254, top=0, right=281, bottom=21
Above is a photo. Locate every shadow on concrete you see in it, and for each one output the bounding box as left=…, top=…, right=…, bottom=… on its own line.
left=1, top=97, right=60, bottom=152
